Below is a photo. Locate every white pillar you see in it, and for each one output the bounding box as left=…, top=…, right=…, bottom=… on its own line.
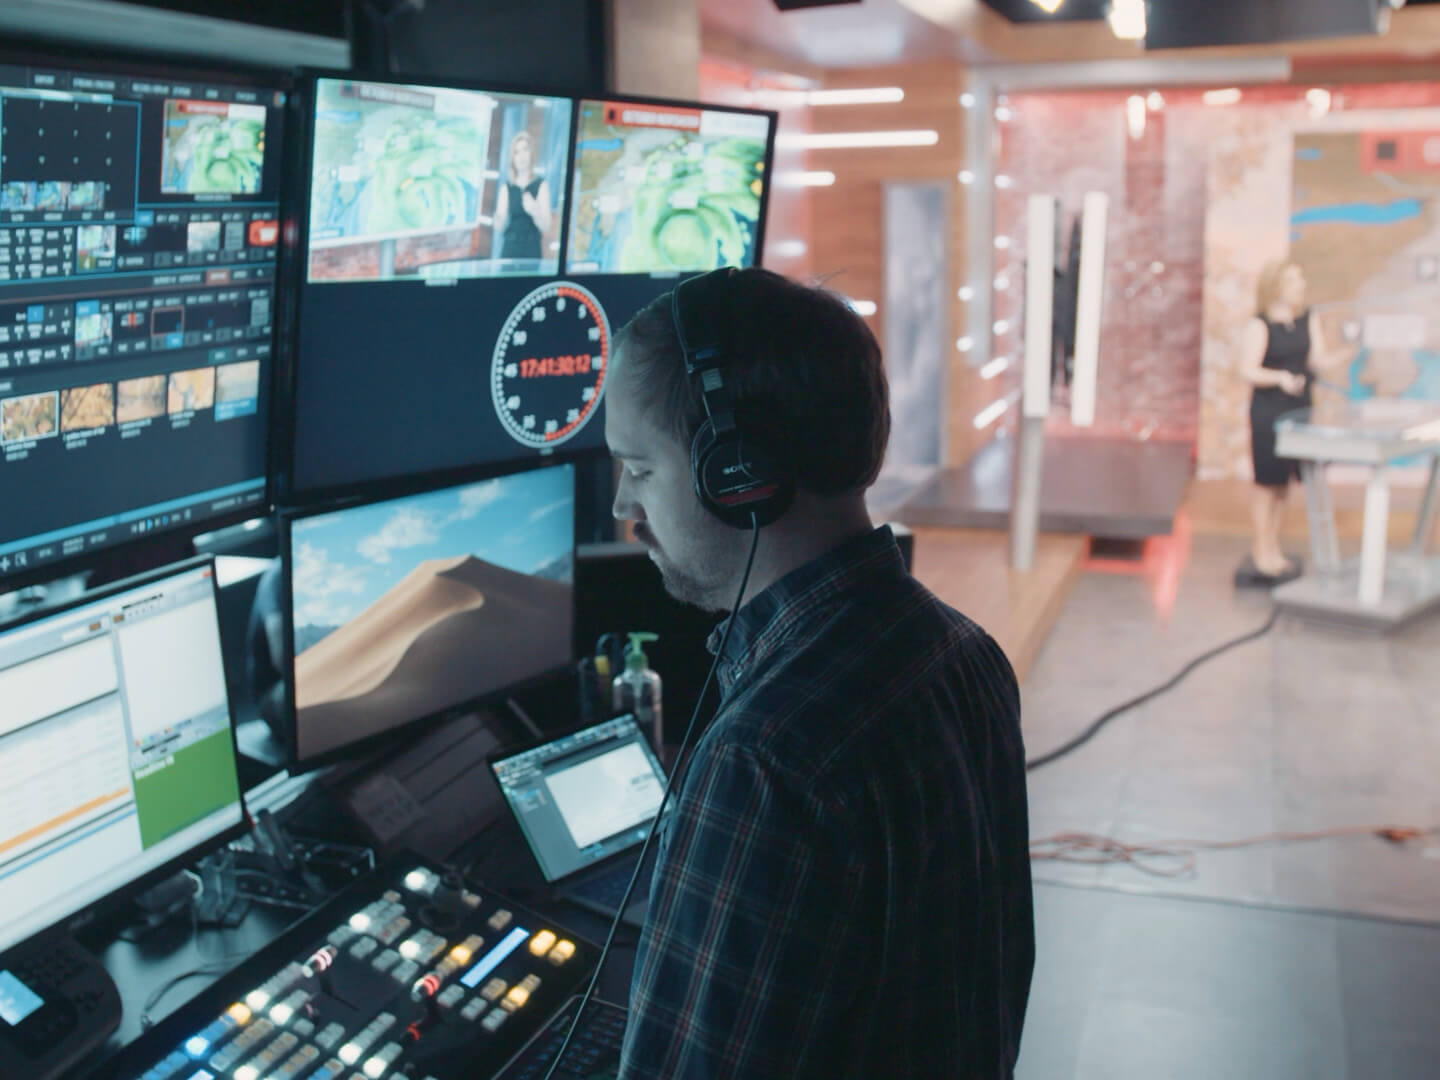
left=1022, top=194, right=1055, bottom=420
left=1070, top=191, right=1109, bottom=428
left=1359, top=465, right=1391, bottom=605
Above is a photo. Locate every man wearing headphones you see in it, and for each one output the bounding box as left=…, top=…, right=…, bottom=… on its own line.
left=605, top=267, right=1034, bottom=1078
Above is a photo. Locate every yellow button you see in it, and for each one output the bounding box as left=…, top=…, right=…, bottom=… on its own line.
left=227, top=1002, right=252, bottom=1025
left=504, top=986, right=530, bottom=1009
left=528, top=930, right=557, bottom=957
left=548, top=940, right=576, bottom=964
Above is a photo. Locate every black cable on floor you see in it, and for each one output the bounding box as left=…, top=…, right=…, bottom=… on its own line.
left=1025, top=607, right=1281, bottom=772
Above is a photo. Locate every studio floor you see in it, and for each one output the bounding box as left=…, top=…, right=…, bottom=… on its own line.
left=1013, top=533, right=1440, bottom=1078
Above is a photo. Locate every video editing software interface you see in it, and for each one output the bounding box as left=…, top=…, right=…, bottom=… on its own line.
left=288, top=463, right=576, bottom=764
left=0, top=56, right=285, bottom=582
left=491, top=714, right=666, bottom=883
left=0, top=562, right=242, bottom=966
left=289, top=78, right=774, bottom=497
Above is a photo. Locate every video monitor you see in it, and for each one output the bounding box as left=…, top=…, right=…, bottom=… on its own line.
left=0, top=49, right=286, bottom=588
left=565, top=98, right=774, bottom=275
left=284, top=77, right=776, bottom=503
left=0, top=559, right=244, bottom=956
left=285, top=463, right=576, bottom=766
left=307, top=78, right=571, bottom=282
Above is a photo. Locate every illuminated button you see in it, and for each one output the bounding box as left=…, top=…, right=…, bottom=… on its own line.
left=487, top=909, right=513, bottom=932
left=363, top=1040, right=404, bottom=1078
left=398, top=938, right=421, bottom=961
left=226, top=1003, right=252, bottom=1025
left=234, top=1065, right=261, bottom=1080
left=503, top=985, right=530, bottom=1009
left=481, top=1008, right=508, bottom=1032
left=460, top=998, right=487, bottom=1023
left=450, top=935, right=484, bottom=966
left=528, top=930, right=557, bottom=957
left=245, top=988, right=271, bottom=1011
left=479, top=977, right=508, bottom=1003
left=404, top=869, right=428, bottom=892
left=338, top=1042, right=364, bottom=1066
left=348, top=912, right=373, bottom=933
left=183, top=1035, right=210, bottom=1057
left=547, top=940, right=576, bottom=965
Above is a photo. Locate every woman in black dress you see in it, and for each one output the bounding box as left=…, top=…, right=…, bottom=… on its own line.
left=492, top=130, right=550, bottom=263
left=1238, top=260, right=1331, bottom=579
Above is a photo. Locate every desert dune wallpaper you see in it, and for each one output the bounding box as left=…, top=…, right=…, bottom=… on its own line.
left=290, top=466, right=574, bottom=759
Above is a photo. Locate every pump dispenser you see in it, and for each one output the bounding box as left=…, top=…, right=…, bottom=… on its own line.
left=613, top=632, right=663, bottom=761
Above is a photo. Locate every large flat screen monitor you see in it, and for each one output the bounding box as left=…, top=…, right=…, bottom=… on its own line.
left=0, top=49, right=288, bottom=589
left=284, top=462, right=576, bottom=767
left=283, top=75, right=775, bottom=503
left=0, top=558, right=245, bottom=956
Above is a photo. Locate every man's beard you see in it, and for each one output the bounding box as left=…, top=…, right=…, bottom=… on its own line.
left=651, top=549, right=731, bottom=614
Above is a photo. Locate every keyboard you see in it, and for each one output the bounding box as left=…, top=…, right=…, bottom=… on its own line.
left=565, top=864, right=640, bottom=911
left=495, top=995, right=626, bottom=1080
left=98, top=855, right=598, bottom=1080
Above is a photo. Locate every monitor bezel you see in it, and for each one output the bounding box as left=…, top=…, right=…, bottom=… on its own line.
left=273, top=67, right=778, bottom=509
left=0, top=39, right=294, bottom=596
left=0, top=553, right=249, bottom=955
left=280, top=457, right=581, bottom=772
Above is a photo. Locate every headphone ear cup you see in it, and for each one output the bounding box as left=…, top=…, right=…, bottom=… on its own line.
left=692, top=421, right=795, bottom=529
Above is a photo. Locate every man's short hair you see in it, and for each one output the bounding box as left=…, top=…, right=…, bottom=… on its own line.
left=613, top=268, right=891, bottom=497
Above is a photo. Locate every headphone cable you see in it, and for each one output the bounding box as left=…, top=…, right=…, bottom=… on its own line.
left=539, top=513, right=762, bottom=1080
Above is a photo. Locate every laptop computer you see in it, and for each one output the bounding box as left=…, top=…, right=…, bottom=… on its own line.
left=488, top=714, right=668, bottom=929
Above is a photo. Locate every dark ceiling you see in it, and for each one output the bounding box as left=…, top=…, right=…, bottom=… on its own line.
left=979, top=0, right=1440, bottom=24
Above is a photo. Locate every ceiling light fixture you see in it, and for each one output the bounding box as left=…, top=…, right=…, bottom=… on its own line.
left=769, top=240, right=807, bottom=258
left=848, top=299, right=878, bottom=316
left=980, top=357, right=1011, bottom=380
left=775, top=170, right=837, bottom=188
left=1108, top=0, right=1146, bottom=40
left=1030, top=0, right=1066, bottom=13
left=803, top=86, right=905, bottom=105
left=1203, top=87, right=1243, bottom=106
left=775, top=129, right=939, bottom=149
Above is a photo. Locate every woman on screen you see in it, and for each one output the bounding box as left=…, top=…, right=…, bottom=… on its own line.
left=493, top=130, right=550, bottom=263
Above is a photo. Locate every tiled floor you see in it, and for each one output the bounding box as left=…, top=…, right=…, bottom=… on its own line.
left=1015, top=534, right=1440, bottom=1078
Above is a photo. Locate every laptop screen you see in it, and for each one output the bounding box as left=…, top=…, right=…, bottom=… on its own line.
left=490, top=715, right=666, bottom=883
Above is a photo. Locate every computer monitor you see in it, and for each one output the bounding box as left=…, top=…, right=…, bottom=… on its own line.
left=565, top=97, right=775, bottom=275
left=282, top=75, right=776, bottom=503
left=0, top=47, right=287, bottom=591
left=0, top=558, right=245, bottom=956
left=284, top=462, right=576, bottom=767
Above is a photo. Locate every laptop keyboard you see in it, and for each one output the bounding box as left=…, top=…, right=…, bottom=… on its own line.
left=567, top=861, right=643, bottom=911
left=499, top=996, right=627, bottom=1079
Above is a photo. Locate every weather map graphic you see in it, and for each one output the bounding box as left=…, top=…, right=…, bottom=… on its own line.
left=307, top=81, right=488, bottom=277
left=567, top=100, right=770, bottom=274
left=1291, top=130, right=1440, bottom=403
left=161, top=99, right=266, bottom=195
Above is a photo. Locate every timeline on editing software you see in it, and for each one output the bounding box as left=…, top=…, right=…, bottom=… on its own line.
left=0, top=61, right=284, bottom=577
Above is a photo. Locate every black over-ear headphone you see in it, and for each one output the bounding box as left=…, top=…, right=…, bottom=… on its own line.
left=670, top=268, right=796, bottom=529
